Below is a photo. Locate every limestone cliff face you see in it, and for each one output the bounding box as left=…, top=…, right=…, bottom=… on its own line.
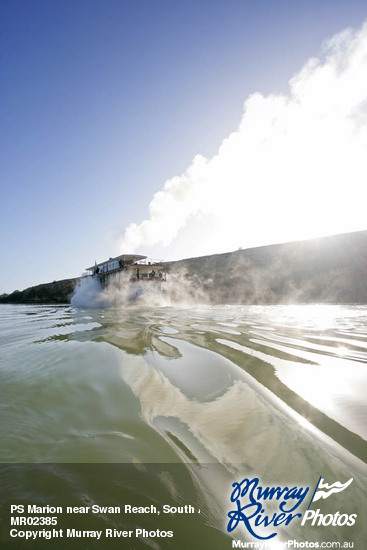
left=1, top=230, right=366, bottom=305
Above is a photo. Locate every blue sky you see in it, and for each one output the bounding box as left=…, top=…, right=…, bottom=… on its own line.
left=1, top=1, right=367, bottom=293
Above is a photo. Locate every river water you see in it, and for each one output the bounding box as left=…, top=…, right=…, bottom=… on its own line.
left=0, top=303, right=366, bottom=548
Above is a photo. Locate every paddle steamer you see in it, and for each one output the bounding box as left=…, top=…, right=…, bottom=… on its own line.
left=86, top=254, right=166, bottom=288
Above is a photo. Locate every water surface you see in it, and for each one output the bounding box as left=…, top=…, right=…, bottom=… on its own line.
left=1, top=303, right=366, bottom=547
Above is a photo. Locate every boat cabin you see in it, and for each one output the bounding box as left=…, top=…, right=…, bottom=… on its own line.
left=86, top=254, right=166, bottom=287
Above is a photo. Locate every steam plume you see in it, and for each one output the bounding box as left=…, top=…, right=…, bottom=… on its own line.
left=71, top=269, right=208, bottom=308
left=118, top=22, right=367, bottom=257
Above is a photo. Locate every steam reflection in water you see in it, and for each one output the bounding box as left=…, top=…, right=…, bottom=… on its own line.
left=2, top=303, right=366, bottom=463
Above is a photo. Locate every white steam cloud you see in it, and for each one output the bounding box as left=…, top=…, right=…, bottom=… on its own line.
left=119, top=22, right=367, bottom=257
left=71, top=270, right=208, bottom=308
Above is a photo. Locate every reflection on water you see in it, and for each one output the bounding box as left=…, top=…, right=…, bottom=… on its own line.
left=0, top=303, right=366, bottom=546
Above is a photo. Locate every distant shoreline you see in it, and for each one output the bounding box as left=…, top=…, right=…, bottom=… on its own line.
left=1, top=230, right=367, bottom=305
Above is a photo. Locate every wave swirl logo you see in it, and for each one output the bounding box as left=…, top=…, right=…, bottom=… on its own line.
left=310, top=477, right=353, bottom=503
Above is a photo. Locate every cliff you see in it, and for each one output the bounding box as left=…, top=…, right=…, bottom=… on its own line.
left=167, top=230, right=367, bottom=304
